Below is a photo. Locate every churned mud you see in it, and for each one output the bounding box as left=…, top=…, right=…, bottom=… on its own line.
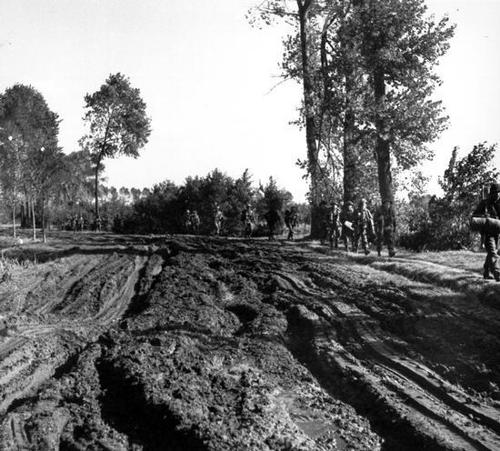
left=0, top=232, right=499, bottom=450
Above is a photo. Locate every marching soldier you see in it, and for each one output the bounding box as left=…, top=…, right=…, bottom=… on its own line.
left=184, top=209, right=192, bottom=234
left=191, top=210, right=200, bottom=235
left=285, top=206, right=299, bottom=240
left=213, top=204, right=224, bottom=236
left=340, top=201, right=356, bottom=252
left=353, top=198, right=374, bottom=255
left=241, top=203, right=254, bottom=238
left=70, top=215, right=77, bottom=233
left=327, top=202, right=341, bottom=250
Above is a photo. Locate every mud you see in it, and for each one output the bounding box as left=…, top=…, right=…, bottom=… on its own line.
left=0, top=233, right=499, bottom=450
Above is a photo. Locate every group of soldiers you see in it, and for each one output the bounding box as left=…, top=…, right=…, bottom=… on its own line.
left=67, top=214, right=103, bottom=232
left=181, top=198, right=396, bottom=258
left=319, top=198, right=396, bottom=257
left=240, top=203, right=299, bottom=241
left=184, top=202, right=296, bottom=240
left=184, top=205, right=224, bottom=236
left=184, top=209, right=201, bottom=234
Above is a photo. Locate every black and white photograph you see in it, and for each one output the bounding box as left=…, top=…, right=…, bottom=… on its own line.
left=0, top=0, right=499, bottom=449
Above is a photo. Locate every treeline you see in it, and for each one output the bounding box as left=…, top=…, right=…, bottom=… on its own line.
left=0, top=73, right=151, bottom=241
left=109, top=170, right=306, bottom=236
left=0, top=76, right=303, bottom=240
left=0, top=84, right=72, bottom=240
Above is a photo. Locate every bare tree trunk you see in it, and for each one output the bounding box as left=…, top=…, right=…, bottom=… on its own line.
left=298, top=0, right=322, bottom=237
left=12, top=203, right=16, bottom=239
left=342, top=70, right=360, bottom=204
left=41, top=197, right=46, bottom=243
left=21, top=197, right=26, bottom=228
left=94, top=163, right=100, bottom=220
left=31, top=195, right=36, bottom=241
left=373, top=68, right=394, bottom=205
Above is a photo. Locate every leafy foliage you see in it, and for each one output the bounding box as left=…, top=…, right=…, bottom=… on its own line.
left=399, top=143, right=499, bottom=250
left=114, top=170, right=298, bottom=236
left=0, top=84, right=63, bottom=238
left=80, top=73, right=151, bottom=217
left=252, top=0, right=454, bottom=214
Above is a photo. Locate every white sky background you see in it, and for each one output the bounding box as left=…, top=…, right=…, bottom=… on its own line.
left=0, top=0, right=499, bottom=202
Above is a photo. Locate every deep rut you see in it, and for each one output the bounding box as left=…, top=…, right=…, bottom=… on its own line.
left=273, top=245, right=500, bottom=450
left=0, top=250, right=155, bottom=420
left=0, top=236, right=499, bottom=450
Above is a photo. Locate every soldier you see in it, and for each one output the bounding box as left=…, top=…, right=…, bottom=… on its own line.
left=95, top=215, right=102, bottom=232
left=191, top=210, right=200, bottom=235
left=213, top=204, right=224, bottom=236
left=374, top=200, right=397, bottom=257
left=70, top=215, right=77, bottom=233
left=327, top=202, right=341, bottom=250
left=184, top=209, right=192, bottom=234
left=353, top=198, right=374, bottom=255
left=285, top=206, right=299, bottom=240
left=472, top=182, right=500, bottom=281
left=241, top=203, right=254, bottom=238
left=340, top=201, right=356, bottom=252
left=265, top=207, right=281, bottom=241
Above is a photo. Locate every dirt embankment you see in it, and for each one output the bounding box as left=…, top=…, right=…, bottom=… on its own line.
left=0, top=234, right=499, bottom=450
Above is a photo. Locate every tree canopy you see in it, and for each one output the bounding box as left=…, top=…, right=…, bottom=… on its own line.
left=80, top=73, right=151, bottom=217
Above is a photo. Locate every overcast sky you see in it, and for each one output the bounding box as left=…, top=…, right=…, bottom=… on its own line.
left=0, top=0, right=499, bottom=201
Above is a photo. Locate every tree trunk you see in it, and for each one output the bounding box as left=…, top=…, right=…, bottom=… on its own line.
left=373, top=68, right=394, bottom=205
left=342, top=62, right=360, bottom=204
left=298, top=0, right=321, bottom=237
left=12, top=203, right=16, bottom=239
left=42, top=197, right=46, bottom=243
left=21, top=197, right=26, bottom=228
left=94, top=164, right=100, bottom=220
left=340, top=11, right=363, bottom=205
left=31, top=196, right=36, bottom=241
left=343, top=113, right=358, bottom=204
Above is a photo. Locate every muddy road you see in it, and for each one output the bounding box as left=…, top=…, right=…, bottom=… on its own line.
left=0, top=233, right=499, bottom=450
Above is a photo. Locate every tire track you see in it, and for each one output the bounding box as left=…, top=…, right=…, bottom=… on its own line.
left=0, top=251, right=151, bottom=419
left=270, top=267, right=500, bottom=450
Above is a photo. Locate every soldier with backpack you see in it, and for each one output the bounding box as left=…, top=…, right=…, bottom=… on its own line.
left=327, top=202, right=341, bottom=250
left=353, top=198, right=374, bottom=255
left=241, top=204, right=254, bottom=238
left=284, top=206, right=299, bottom=240
left=340, top=201, right=356, bottom=252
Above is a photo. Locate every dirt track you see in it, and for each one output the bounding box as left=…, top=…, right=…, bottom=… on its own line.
left=0, top=233, right=499, bottom=450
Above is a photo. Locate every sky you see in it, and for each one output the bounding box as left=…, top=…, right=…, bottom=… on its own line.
left=0, top=0, right=499, bottom=202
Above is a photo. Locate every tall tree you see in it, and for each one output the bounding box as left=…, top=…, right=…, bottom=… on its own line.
left=252, top=1, right=329, bottom=236
left=80, top=73, right=151, bottom=219
left=253, top=0, right=453, bottom=238
left=354, top=0, right=454, bottom=206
